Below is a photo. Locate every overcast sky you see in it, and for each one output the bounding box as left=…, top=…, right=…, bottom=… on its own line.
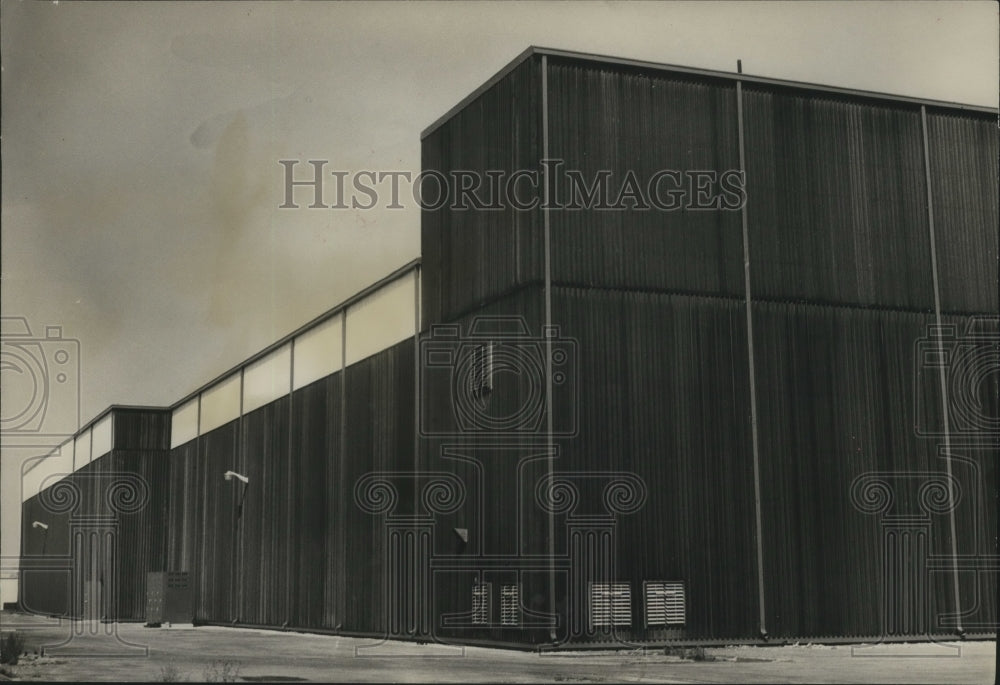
left=1, top=0, right=997, bottom=599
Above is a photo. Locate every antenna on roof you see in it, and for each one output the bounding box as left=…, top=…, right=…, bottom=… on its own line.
left=737, top=59, right=743, bottom=74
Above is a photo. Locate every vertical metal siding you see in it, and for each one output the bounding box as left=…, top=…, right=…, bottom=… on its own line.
left=547, top=60, right=744, bottom=296
left=935, top=315, right=997, bottom=632
left=193, top=421, right=239, bottom=622
left=108, top=449, right=169, bottom=620
left=19, top=496, right=71, bottom=616
left=114, top=409, right=172, bottom=451
left=341, top=339, right=416, bottom=635
left=552, top=287, right=758, bottom=640
left=925, top=111, right=999, bottom=314
left=158, top=341, right=416, bottom=634
left=24, top=54, right=995, bottom=648
left=166, top=440, right=197, bottom=579
left=421, top=56, right=543, bottom=328
left=416, top=55, right=995, bottom=645
left=18, top=408, right=171, bottom=622
left=742, top=87, right=933, bottom=309
left=752, top=304, right=994, bottom=637
left=418, top=288, right=548, bottom=645
left=107, top=409, right=172, bottom=620
left=239, top=397, right=292, bottom=627
left=288, top=372, right=341, bottom=630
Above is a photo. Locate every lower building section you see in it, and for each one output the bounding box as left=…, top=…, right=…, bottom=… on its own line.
left=19, top=445, right=170, bottom=622
left=18, top=288, right=997, bottom=646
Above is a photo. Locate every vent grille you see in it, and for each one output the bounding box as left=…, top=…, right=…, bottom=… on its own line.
left=590, top=582, right=631, bottom=627
left=165, top=572, right=189, bottom=590
left=472, top=583, right=490, bottom=625
left=500, top=584, right=519, bottom=626
left=644, top=581, right=685, bottom=626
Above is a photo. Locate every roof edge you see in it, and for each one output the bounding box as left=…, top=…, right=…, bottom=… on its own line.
left=169, top=257, right=422, bottom=412
left=420, top=46, right=539, bottom=140
left=420, top=46, right=997, bottom=140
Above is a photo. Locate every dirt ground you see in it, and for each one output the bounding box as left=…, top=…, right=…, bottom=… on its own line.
left=0, top=611, right=994, bottom=683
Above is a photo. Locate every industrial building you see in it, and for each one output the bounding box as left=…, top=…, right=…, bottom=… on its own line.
left=18, top=47, right=998, bottom=647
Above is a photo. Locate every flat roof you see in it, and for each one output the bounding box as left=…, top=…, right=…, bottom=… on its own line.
left=421, top=46, right=997, bottom=140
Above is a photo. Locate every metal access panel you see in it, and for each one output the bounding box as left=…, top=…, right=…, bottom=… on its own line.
left=590, top=582, right=631, bottom=627
left=644, top=581, right=686, bottom=626
left=146, top=572, right=192, bottom=625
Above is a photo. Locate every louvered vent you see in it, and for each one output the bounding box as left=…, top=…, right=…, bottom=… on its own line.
left=500, top=584, right=519, bottom=626
left=644, top=581, right=685, bottom=626
left=590, top=582, right=631, bottom=627
left=472, top=583, right=490, bottom=625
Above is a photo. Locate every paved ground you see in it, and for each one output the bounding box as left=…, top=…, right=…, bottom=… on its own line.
left=0, top=612, right=994, bottom=683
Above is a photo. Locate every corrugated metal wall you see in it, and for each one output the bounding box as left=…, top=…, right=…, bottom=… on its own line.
left=108, top=409, right=171, bottom=621
left=750, top=304, right=990, bottom=638
left=106, top=449, right=169, bottom=621
left=925, top=110, right=999, bottom=314
left=288, top=371, right=341, bottom=630
left=239, top=397, right=293, bottom=627
left=517, top=56, right=993, bottom=643
left=551, top=287, right=759, bottom=640
left=165, top=440, right=197, bottom=586
left=418, top=287, right=552, bottom=645
left=192, top=421, right=239, bottom=622
left=742, top=87, right=934, bottom=309
left=341, top=340, right=416, bottom=635
left=421, top=56, right=543, bottom=326
left=547, top=59, right=744, bottom=296
left=164, top=339, right=415, bottom=635
left=19, top=494, right=71, bottom=617
left=18, top=409, right=171, bottom=622
left=21, top=51, right=996, bottom=647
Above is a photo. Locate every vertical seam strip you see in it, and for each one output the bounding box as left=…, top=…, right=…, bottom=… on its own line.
left=736, top=77, right=768, bottom=637
left=921, top=104, right=963, bottom=635
left=542, top=54, right=558, bottom=642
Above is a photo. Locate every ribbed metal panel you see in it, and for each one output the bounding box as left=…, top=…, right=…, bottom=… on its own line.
left=19, top=495, right=71, bottom=616
left=156, top=342, right=416, bottom=633
left=18, top=408, right=171, bottom=622
left=743, top=87, right=933, bottom=309
left=288, top=371, right=341, bottom=630
left=551, top=286, right=758, bottom=640
left=114, top=408, right=172, bottom=451
left=239, top=397, right=292, bottom=627
left=752, top=303, right=995, bottom=638
left=341, top=339, right=416, bottom=635
left=166, top=440, right=197, bottom=578
left=22, top=51, right=994, bottom=648
left=76, top=456, right=104, bottom=619
left=421, top=56, right=543, bottom=327
left=192, top=421, right=239, bottom=622
left=547, top=60, right=744, bottom=296
left=925, top=110, right=999, bottom=314
left=107, top=448, right=169, bottom=621
left=418, top=287, right=549, bottom=645
left=933, top=314, right=997, bottom=633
